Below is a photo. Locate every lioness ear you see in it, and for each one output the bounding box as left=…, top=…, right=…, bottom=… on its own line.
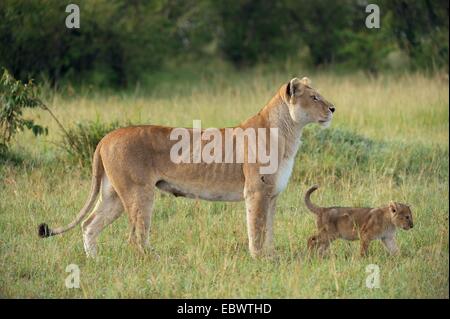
left=389, top=201, right=397, bottom=214
left=286, top=77, right=303, bottom=98
left=300, top=77, right=311, bottom=86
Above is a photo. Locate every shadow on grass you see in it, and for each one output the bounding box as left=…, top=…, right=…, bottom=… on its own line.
left=0, top=147, right=27, bottom=167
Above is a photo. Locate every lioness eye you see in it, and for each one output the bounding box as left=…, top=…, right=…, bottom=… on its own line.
left=313, top=95, right=319, bottom=101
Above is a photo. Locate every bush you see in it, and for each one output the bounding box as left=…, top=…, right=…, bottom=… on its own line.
left=0, top=69, right=48, bottom=149
left=59, top=120, right=123, bottom=168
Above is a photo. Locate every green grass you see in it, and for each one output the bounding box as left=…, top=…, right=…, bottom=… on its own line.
left=0, top=70, right=448, bottom=298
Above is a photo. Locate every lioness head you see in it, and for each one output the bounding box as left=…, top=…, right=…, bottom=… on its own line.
left=389, top=202, right=414, bottom=230
left=285, top=77, right=335, bottom=127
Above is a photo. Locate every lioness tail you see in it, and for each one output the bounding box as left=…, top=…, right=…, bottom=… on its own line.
left=38, top=143, right=104, bottom=238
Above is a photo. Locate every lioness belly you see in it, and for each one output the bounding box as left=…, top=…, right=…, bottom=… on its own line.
left=156, top=163, right=245, bottom=202
left=156, top=180, right=243, bottom=201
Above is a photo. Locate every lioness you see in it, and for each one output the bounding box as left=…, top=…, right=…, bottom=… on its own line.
left=38, top=77, right=335, bottom=258
left=305, top=185, right=414, bottom=257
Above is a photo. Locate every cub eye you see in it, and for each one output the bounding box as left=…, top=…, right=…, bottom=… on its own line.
left=405, top=216, right=410, bottom=219
left=312, top=95, right=320, bottom=101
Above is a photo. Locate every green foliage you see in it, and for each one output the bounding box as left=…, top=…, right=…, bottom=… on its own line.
left=0, top=69, right=47, bottom=149
left=59, top=120, right=122, bottom=167
left=0, top=0, right=178, bottom=87
left=336, top=28, right=394, bottom=74
left=0, top=0, right=448, bottom=86
left=286, top=0, right=356, bottom=66
left=213, top=1, right=294, bottom=66
left=385, top=0, right=449, bottom=71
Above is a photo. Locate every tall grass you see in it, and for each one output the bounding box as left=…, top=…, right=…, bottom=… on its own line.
left=58, top=120, right=122, bottom=167
left=0, top=70, right=448, bottom=298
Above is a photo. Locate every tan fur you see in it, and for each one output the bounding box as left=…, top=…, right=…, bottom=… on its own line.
left=305, top=186, right=414, bottom=257
left=39, top=77, right=335, bottom=258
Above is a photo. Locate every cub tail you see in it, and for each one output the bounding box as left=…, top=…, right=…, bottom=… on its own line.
left=304, top=185, right=322, bottom=214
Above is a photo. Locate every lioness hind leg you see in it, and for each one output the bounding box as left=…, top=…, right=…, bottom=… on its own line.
left=121, top=188, right=155, bottom=254
left=127, top=224, right=136, bottom=245
left=82, top=190, right=123, bottom=258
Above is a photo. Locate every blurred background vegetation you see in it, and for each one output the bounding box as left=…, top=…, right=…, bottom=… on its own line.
left=0, top=0, right=448, bottom=88
left=0, top=1, right=448, bottom=298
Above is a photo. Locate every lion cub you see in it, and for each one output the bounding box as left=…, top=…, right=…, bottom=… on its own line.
left=304, top=185, right=413, bottom=257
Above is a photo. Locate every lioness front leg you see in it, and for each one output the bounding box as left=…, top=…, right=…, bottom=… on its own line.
left=263, top=195, right=278, bottom=256
left=245, top=190, right=271, bottom=258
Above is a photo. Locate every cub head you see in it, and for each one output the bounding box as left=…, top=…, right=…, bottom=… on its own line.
left=389, top=201, right=414, bottom=230
left=285, top=77, right=335, bottom=127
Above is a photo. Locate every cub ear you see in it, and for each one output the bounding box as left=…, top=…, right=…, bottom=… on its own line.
left=300, top=76, right=311, bottom=86
left=286, top=77, right=303, bottom=98
left=389, top=201, right=397, bottom=214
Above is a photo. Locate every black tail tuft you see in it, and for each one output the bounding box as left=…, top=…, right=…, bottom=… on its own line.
left=38, top=223, right=52, bottom=238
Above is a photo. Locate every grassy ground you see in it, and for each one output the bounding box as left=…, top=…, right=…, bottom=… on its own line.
left=0, top=69, right=448, bottom=298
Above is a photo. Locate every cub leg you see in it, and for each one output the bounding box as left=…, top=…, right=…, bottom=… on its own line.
left=307, top=234, right=321, bottom=252
left=359, top=235, right=373, bottom=257
left=359, top=214, right=382, bottom=257
left=381, top=237, right=399, bottom=255
left=308, top=233, right=332, bottom=257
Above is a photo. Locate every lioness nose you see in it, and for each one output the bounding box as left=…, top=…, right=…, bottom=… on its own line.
left=329, top=106, right=335, bottom=113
